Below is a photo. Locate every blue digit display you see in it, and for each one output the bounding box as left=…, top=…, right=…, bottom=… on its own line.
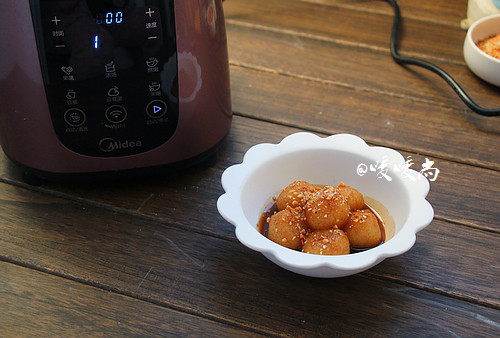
left=105, top=12, right=113, bottom=24
left=116, top=12, right=123, bottom=24
left=96, top=12, right=124, bottom=25
left=94, top=35, right=99, bottom=49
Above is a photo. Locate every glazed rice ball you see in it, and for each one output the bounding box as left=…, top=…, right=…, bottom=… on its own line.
left=276, top=181, right=316, bottom=211
left=337, top=182, right=364, bottom=211
left=343, top=209, right=382, bottom=248
left=302, top=229, right=350, bottom=255
left=304, top=186, right=350, bottom=230
left=267, top=206, right=309, bottom=250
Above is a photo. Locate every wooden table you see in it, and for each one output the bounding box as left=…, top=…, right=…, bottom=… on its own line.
left=1, top=0, right=499, bottom=336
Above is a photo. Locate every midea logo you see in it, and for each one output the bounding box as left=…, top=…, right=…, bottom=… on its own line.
left=99, top=138, right=143, bottom=152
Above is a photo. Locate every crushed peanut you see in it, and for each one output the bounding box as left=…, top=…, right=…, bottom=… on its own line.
left=477, top=34, right=500, bottom=59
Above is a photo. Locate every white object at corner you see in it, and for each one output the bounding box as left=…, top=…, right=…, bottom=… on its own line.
left=461, top=0, right=500, bottom=29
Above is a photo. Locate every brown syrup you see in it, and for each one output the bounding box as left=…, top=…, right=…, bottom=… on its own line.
left=257, top=201, right=386, bottom=254
left=257, top=201, right=279, bottom=238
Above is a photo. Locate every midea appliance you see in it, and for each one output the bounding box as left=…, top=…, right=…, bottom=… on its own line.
left=0, top=0, right=232, bottom=180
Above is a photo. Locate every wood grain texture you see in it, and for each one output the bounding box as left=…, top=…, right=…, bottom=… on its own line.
left=0, top=115, right=498, bottom=234
left=223, top=0, right=500, bottom=170
left=229, top=67, right=500, bottom=169
left=0, top=262, right=262, bottom=337
left=226, top=21, right=499, bottom=112
left=0, top=0, right=499, bottom=335
left=224, top=0, right=471, bottom=61
left=0, top=176, right=498, bottom=331
left=300, top=0, right=468, bottom=26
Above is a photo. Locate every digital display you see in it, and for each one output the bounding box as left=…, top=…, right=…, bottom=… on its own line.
left=96, top=11, right=124, bottom=25
left=86, top=0, right=130, bottom=26
left=86, top=0, right=128, bottom=23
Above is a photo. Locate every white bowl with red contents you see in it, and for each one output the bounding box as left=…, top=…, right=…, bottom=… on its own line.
left=217, top=133, right=434, bottom=278
left=463, top=14, right=500, bottom=87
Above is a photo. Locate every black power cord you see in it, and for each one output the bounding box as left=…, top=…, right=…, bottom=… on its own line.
left=385, top=0, right=500, bottom=116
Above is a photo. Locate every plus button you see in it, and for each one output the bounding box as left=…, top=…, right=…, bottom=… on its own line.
left=145, top=8, right=155, bottom=17
left=51, top=16, right=61, bottom=25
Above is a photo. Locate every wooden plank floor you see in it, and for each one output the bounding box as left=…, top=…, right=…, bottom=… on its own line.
left=1, top=179, right=499, bottom=336
left=1, top=0, right=499, bottom=336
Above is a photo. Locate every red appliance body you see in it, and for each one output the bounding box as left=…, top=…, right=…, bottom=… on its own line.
left=0, top=0, right=231, bottom=180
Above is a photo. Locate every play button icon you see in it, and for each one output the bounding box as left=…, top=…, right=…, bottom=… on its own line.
left=146, top=100, right=167, bottom=119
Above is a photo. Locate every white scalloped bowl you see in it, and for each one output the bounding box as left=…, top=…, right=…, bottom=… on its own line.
left=217, top=133, right=434, bottom=278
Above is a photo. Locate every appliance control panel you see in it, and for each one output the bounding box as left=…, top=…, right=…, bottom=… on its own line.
left=29, top=0, right=179, bottom=157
